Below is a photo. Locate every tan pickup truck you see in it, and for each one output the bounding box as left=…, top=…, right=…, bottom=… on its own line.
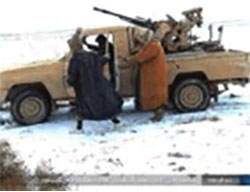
left=0, top=26, right=250, bottom=125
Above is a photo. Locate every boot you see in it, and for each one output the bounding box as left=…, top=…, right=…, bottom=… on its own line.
left=0, top=119, right=5, bottom=126
left=151, top=107, right=165, bottom=122
left=111, top=116, right=120, bottom=124
left=76, top=120, right=83, bottom=130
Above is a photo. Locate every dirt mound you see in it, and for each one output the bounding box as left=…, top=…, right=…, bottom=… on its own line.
left=0, top=140, right=68, bottom=190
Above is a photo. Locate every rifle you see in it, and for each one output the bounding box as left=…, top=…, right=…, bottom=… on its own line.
left=93, top=7, right=156, bottom=31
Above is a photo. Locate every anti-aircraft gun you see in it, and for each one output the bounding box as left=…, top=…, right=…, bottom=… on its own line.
left=161, top=7, right=224, bottom=53
left=94, top=7, right=224, bottom=53
left=162, top=7, right=204, bottom=52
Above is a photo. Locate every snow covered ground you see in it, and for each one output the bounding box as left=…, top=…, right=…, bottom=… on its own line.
left=1, top=30, right=250, bottom=188
left=1, top=85, right=250, bottom=177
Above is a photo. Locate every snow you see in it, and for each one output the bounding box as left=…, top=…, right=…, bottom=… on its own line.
left=1, top=26, right=250, bottom=189
left=0, top=31, right=72, bottom=70
left=1, top=86, right=250, bottom=177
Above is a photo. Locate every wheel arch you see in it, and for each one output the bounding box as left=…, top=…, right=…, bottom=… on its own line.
left=169, top=72, right=209, bottom=94
left=171, top=72, right=209, bottom=87
left=7, top=83, right=52, bottom=104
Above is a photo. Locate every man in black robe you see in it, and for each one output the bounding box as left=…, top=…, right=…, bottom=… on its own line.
left=67, top=50, right=123, bottom=131
left=83, top=34, right=116, bottom=88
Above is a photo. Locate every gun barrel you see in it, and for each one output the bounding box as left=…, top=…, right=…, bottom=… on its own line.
left=94, top=7, right=124, bottom=18
left=93, top=7, right=155, bottom=30
left=94, top=7, right=136, bottom=23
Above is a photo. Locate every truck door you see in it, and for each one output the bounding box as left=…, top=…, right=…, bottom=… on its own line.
left=114, top=29, right=137, bottom=97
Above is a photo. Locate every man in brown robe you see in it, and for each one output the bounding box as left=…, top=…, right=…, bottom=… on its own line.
left=130, top=27, right=169, bottom=122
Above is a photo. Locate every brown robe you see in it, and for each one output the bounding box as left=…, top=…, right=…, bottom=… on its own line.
left=132, top=41, right=168, bottom=110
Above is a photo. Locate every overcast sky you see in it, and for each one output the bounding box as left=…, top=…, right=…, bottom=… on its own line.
left=0, top=0, right=249, bottom=51
left=0, top=0, right=250, bottom=33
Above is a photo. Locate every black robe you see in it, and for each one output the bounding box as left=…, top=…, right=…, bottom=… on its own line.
left=67, top=51, right=122, bottom=120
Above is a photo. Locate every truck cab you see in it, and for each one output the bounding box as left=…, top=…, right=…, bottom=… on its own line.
left=65, top=26, right=140, bottom=99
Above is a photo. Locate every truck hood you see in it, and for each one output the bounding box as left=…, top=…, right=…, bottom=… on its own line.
left=0, top=59, right=57, bottom=73
left=0, top=59, right=66, bottom=91
left=0, top=58, right=67, bottom=103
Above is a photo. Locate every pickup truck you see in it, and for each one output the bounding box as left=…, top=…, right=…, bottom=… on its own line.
left=0, top=26, right=249, bottom=125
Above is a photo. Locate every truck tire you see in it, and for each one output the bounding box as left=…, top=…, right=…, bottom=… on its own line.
left=11, top=89, right=51, bottom=125
left=172, top=79, right=210, bottom=113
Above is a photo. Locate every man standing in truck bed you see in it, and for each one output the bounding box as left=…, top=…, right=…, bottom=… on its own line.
left=130, top=25, right=170, bottom=122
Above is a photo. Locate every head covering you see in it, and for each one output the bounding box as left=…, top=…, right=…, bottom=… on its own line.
left=133, top=28, right=153, bottom=47
left=76, top=27, right=83, bottom=35
left=95, top=34, right=107, bottom=43
left=67, top=28, right=84, bottom=53
left=152, top=22, right=171, bottom=41
left=144, top=30, right=153, bottom=43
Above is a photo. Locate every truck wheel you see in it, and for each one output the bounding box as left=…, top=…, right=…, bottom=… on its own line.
left=11, top=89, right=51, bottom=125
left=172, top=79, right=210, bottom=113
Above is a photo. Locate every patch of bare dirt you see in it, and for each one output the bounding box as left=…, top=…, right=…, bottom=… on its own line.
left=179, top=116, right=221, bottom=125
left=0, top=140, right=68, bottom=191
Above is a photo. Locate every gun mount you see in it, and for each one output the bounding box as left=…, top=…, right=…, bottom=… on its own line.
left=161, top=7, right=224, bottom=53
